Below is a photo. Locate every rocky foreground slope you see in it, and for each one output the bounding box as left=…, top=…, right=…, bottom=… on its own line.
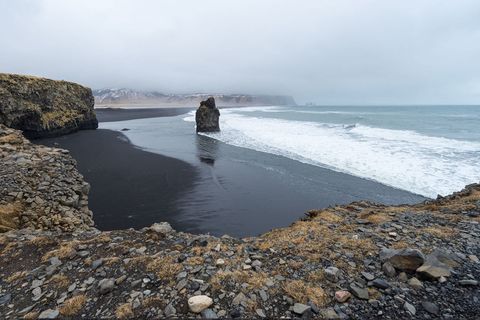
left=0, top=74, right=98, bottom=139
left=0, top=126, right=479, bottom=319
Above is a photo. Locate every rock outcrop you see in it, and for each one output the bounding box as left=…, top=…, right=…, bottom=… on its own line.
left=0, top=73, right=98, bottom=139
left=0, top=125, right=94, bottom=232
left=195, top=97, right=220, bottom=132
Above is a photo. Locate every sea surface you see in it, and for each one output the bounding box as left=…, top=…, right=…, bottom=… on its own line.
left=182, top=105, right=480, bottom=198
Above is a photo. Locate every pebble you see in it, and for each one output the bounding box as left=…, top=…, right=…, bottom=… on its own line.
left=371, top=278, right=390, bottom=289
left=201, top=308, right=218, bottom=319
left=164, top=303, right=176, bottom=317
left=292, top=303, right=311, bottom=315
left=38, top=309, right=59, bottom=319
left=324, top=266, right=340, bottom=282
left=256, top=309, right=267, bottom=318
left=421, top=301, right=440, bottom=315
left=361, top=271, right=375, bottom=281
left=335, top=290, right=351, bottom=303
left=408, top=277, right=423, bottom=290
left=458, top=279, right=478, bottom=286
left=404, top=302, right=416, bottom=315
left=188, top=295, right=213, bottom=313
left=349, top=283, right=369, bottom=300
left=98, top=278, right=115, bottom=295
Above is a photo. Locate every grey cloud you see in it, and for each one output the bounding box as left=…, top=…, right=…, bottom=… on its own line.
left=1, top=0, right=480, bottom=104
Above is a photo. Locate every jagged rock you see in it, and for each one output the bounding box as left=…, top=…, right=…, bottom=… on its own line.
left=416, top=249, right=457, bottom=279
left=380, top=248, right=425, bottom=271
left=0, top=73, right=98, bottom=138
left=349, top=282, right=369, bottom=300
left=382, top=261, right=396, bottom=277
left=195, top=97, right=220, bottom=132
left=404, top=302, right=416, bottom=315
left=188, top=295, right=213, bottom=313
left=408, top=277, right=423, bottom=290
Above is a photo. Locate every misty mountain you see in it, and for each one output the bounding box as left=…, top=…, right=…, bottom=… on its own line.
left=93, top=88, right=296, bottom=107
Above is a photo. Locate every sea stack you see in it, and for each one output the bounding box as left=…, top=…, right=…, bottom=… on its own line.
left=195, top=97, right=220, bottom=132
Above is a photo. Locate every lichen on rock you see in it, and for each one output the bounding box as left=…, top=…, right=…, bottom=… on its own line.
left=0, top=73, right=98, bottom=139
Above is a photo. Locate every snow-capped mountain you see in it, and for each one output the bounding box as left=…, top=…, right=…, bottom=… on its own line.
left=93, top=89, right=296, bottom=107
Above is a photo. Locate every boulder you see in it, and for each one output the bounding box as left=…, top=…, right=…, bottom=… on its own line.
left=416, top=249, right=458, bottom=279
left=380, top=248, right=425, bottom=272
left=0, top=73, right=98, bottom=138
left=195, top=97, right=220, bottom=132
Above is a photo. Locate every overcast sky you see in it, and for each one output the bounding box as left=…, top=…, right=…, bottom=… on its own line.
left=1, top=0, right=480, bottom=104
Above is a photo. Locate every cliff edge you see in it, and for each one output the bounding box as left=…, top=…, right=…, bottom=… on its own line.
left=0, top=73, right=98, bottom=139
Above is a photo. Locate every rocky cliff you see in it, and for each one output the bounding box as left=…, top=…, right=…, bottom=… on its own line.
left=195, top=97, right=220, bottom=132
left=94, top=88, right=296, bottom=107
left=0, top=125, right=94, bottom=232
left=0, top=74, right=98, bottom=139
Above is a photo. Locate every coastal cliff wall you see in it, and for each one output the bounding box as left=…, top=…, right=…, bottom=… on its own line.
left=0, top=73, right=98, bottom=139
left=0, top=125, right=94, bottom=232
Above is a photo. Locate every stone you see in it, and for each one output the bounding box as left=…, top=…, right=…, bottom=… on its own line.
left=335, top=290, right=351, bottom=303
left=0, top=293, right=11, bottom=305
left=188, top=295, right=213, bottom=313
left=361, top=271, right=375, bottom=281
left=98, top=278, right=115, bottom=295
left=255, top=309, right=266, bottom=318
left=195, top=97, right=220, bottom=132
left=31, top=279, right=43, bottom=289
left=398, top=272, right=408, bottom=282
left=201, top=308, right=218, bottom=319
left=459, top=279, right=478, bottom=286
left=321, top=308, right=340, bottom=319
left=0, top=73, right=98, bottom=138
left=416, top=249, right=458, bottom=279
left=404, top=302, right=416, bottom=315
left=215, top=258, right=225, bottom=266
left=92, top=258, right=103, bottom=270
left=149, top=222, right=174, bottom=234
left=164, top=303, right=176, bottom=317
left=371, top=278, right=390, bottom=289
left=349, top=283, right=369, bottom=300
left=324, top=266, right=340, bottom=282
left=408, top=277, right=423, bottom=290
left=382, top=261, right=396, bottom=277
left=293, top=303, right=311, bottom=315
left=232, top=292, right=246, bottom=305
left=38, top=309, right=60, bottom=319
left=422, top=301, right=439, bottom=315
left=468, top=254, right=479, bottom=263
left=380, top=248, right=425, bottom=271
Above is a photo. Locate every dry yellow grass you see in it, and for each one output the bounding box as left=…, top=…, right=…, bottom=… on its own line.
left=23, top=311, right=39, bottom=320
left=115, top=303, right=134, bottom=319
left=307, top=270, right=325, bottom=283
left=0, top=202, right=22, bottom=232
left=59, top=295, right=86, bottom=316
left=28, top=236, right=57, bottom=247
left=313, top=210, right=344, bottom=223
left=104, top=256, right=121, bottom=266
left=420, top=226, right=458, bottom=239
left=146, top=256, right=182, bottom=284
left=41, top=240, right=79, bottom=261
left=185, top=256, right=204, bottom=265
left=210, top=270, right=267, bottom=291
left=6, top=271, right=27, bottom=283
left=283, top=280, right=328, bottom=307
left=364, top=213, right=391, bottom=224
left=50, top=274, right=70, bottom=288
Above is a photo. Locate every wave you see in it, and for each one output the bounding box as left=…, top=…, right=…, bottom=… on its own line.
left=184, top=111, right=480, bottom=197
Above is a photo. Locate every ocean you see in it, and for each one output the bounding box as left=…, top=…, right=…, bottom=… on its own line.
left=182, top=105, right=480, bottom=198
left=96, top=105, right=479, bottom=236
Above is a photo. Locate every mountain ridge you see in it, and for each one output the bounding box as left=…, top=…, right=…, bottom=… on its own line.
left=93, top=88, right=296, bottom=107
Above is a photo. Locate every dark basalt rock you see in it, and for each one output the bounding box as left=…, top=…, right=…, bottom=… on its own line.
left=0, top=73, right=98, bottom=139
left=195, top=97, right=220, bottom=132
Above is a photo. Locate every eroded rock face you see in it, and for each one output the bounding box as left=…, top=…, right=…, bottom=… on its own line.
left=195, top=97, right=220, bottom=132
left=0, top=125, right=94, bottom=232
left=0, top=73, right=98, bottom=139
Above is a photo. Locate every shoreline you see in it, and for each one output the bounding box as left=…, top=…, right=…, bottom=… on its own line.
left=40, top=108, right=425, bottom=237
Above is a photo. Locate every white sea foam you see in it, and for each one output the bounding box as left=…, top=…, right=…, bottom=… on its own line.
left=184, top=109, right=480, bottom=197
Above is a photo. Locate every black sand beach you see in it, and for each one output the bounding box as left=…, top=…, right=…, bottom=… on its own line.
left=36, top=108, right=427, bottom=237
left=95, top=107, right=194, bottom=122
left=37, top=129, right=198, bottom=232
